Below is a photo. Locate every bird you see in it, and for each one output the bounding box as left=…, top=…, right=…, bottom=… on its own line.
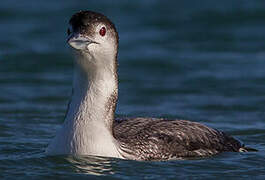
left=46, top=10, right=256, bottom=161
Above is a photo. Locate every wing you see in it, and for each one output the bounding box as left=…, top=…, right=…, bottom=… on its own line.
left=113, top=118, right=242, bottom=160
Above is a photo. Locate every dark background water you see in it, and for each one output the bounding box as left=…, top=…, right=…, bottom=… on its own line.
left=0, top=0, right=265, bottom=179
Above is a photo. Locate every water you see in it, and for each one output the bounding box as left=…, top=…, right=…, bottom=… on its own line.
left=0, top=0, right=265, bottom=179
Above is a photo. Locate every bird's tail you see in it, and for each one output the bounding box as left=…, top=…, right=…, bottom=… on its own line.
left=239, top=145, right=258, bottom=152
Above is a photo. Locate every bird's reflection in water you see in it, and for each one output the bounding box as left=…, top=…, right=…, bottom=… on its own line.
left=64, top=155, right=116, bottom=176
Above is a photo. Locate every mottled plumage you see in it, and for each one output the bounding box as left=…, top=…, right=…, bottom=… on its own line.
left=114, top=118, right=242, bottom=160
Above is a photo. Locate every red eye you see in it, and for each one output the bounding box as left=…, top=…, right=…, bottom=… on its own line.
left=99, top=27, right=106, bottom=36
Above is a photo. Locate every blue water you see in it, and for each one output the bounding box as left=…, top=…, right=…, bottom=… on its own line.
left=0, top=0, right=265, bottom=179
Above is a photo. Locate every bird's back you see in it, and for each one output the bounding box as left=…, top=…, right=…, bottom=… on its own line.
left=113, top=118, right=242, bottom=160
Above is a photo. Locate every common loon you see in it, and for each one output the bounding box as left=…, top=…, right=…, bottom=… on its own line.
left=46, top=10, right=256, bottom=160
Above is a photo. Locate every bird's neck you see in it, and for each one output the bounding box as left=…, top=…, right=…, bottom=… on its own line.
left=65, top=52, right=118, bottom=133
left=46, top=51, right=121, bottom=157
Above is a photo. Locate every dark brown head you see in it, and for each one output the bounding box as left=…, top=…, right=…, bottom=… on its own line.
left=67, top=11, right=119, bottom=63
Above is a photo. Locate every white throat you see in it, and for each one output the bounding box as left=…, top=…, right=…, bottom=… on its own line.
left=69, top=52, right=118, bottom=129
left=46, top=51, right=121, bottom=157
